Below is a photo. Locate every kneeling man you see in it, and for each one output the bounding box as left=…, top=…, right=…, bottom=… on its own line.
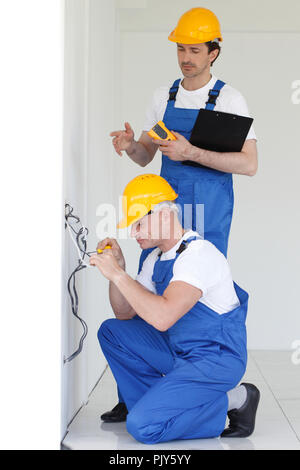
left=90, top=174, right=260, bottom=444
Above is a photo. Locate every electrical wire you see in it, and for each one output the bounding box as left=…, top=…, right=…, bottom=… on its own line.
left=64, top=204, right=95, bottom=363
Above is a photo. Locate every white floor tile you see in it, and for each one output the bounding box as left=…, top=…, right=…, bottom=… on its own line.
left=62, top=351, right=300, bottom=450
left=278, top=399, right=300, bottom=419
left=251, top=350, right=300, bottom=400
left=289, top=418, right=300, bottom=438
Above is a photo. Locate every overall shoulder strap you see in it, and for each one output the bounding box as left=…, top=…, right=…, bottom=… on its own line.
left=176, top=235, right=202, bottom=255
left=168, top=78, right=181, bottom=102
left=205, top=79, right=226, bottom=111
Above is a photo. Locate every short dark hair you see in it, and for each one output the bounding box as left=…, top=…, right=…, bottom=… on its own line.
left=205, top=41, right=221, bottom=66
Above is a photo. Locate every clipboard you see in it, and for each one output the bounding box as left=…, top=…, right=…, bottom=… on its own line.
left=182, top=109, right=254, bottom=168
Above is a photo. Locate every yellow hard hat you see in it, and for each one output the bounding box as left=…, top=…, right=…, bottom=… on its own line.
left=117, top=174, right=178, bottom=229
left=168, top=7, right=222, bottom=45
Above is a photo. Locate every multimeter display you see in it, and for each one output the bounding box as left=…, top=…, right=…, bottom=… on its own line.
left=152, top=124, right=168, bottom=139
left=147, top=121, right=177, bottom=141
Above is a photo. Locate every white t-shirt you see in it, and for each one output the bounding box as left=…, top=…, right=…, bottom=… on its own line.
left=136, top=230, right=240, bottom=315
left=143, top=74, right=257, bottom=141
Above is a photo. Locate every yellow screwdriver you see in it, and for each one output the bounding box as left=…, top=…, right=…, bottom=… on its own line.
left=97, top=245, right=112, bottom=254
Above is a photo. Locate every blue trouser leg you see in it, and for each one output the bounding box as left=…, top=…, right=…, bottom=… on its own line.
left=98, top=317, right=174, bottom=411
left=98, top=317, right=246, bottom=444
left=127, top=356, right=245, bottom=444
left=117, top=387, right=124, bottom=403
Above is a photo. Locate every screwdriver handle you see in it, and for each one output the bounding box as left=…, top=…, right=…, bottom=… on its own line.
left=97, top=245, right=112, bottom=254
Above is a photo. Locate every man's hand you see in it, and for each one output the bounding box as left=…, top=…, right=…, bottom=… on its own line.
left=90, top=249, right=124, bottom=282
left=152, top=131, right=193, bottom=161
left=96, top=238, right=126, bottom=270
left=110, top=122, right=135, bottom=156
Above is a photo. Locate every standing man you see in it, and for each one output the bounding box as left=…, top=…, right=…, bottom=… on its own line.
left=110, top=7, right=257, bottom=261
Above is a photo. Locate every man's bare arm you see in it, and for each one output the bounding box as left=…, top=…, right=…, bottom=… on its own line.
left=96, top=237, right=136, bottom=320
left=109, top=280, right=137, bottom=320
left=126, top=131, right=158, bottom=167
left=110, top=122, right=158, bottom=167
left=155, top=133, right=258, bottom=176
left=188, top=138, right=258, bottom=176
left=114, top=271, right=202, bottom=331
left=91, top=242, right=202, bottom=329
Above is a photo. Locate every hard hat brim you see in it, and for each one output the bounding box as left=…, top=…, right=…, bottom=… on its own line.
left=117, top=191, right=178, bottom=229
left=168, top=31, right=223, bottom=44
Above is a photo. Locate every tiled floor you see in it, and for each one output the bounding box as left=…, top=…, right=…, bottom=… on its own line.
left=62, top=351, right=300, bottom=450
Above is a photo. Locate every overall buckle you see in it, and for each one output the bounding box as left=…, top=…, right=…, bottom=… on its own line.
left=206, top=89, right=220, bottom=105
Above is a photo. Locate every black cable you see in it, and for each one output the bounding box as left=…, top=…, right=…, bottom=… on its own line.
left=64, top=204, right=92, bottom=364
left=64, top=264, right=88, bottom=363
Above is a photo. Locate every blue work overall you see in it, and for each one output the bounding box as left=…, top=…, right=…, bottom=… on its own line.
left=138, top=79, right=233, bottom=274
left=98, top=236, right=249, bottom=444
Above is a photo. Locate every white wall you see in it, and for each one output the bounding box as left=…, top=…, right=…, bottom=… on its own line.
left=62, top=0, right=300, bottom=436
left=62, top=0, right=117, bottom=436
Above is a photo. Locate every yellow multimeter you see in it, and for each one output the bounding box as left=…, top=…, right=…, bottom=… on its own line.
left=97, top=245, right=112, bottom=254
left=148, top=121, right=177, bottom=141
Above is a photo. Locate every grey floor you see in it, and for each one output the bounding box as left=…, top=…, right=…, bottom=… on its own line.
left=62, top=351, right=300, bottom=450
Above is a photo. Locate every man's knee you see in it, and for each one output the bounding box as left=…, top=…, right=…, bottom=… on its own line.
left=126, top=408, right=149, bottom=444
left=97, top=318, right=119, bottom=347
left=126, top=406, right=160, bottom=445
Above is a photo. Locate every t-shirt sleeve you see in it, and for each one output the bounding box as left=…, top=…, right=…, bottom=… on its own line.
left=227, top=93, right=257, bottom=141
left=135, top=250, right=157, bottom=294
left=143, top=92, right=157, bottom=131
left=142, top=86, right=169, bottom=131
left=169, top=243, right=226, bottom=295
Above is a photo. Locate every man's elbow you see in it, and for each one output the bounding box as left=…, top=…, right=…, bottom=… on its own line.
left=113, top=307, right=136, bottom=320
left=247, top=163, right=258, bottom=177
left=153, top=307, right=179, bottom=332
left=157, top=322, right=172, bottom=332
left=152, top=318, right=170, bottom=332
left=139, top=159, right=149, bottom=168
left=245, top=153, right=258, bottom=176
left=152, top=307, right=173, bottom=332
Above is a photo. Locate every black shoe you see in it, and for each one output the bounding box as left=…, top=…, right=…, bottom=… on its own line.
left=221, top=383, right=260, bottom=438
left=100, top=402, right=128, bottom=423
